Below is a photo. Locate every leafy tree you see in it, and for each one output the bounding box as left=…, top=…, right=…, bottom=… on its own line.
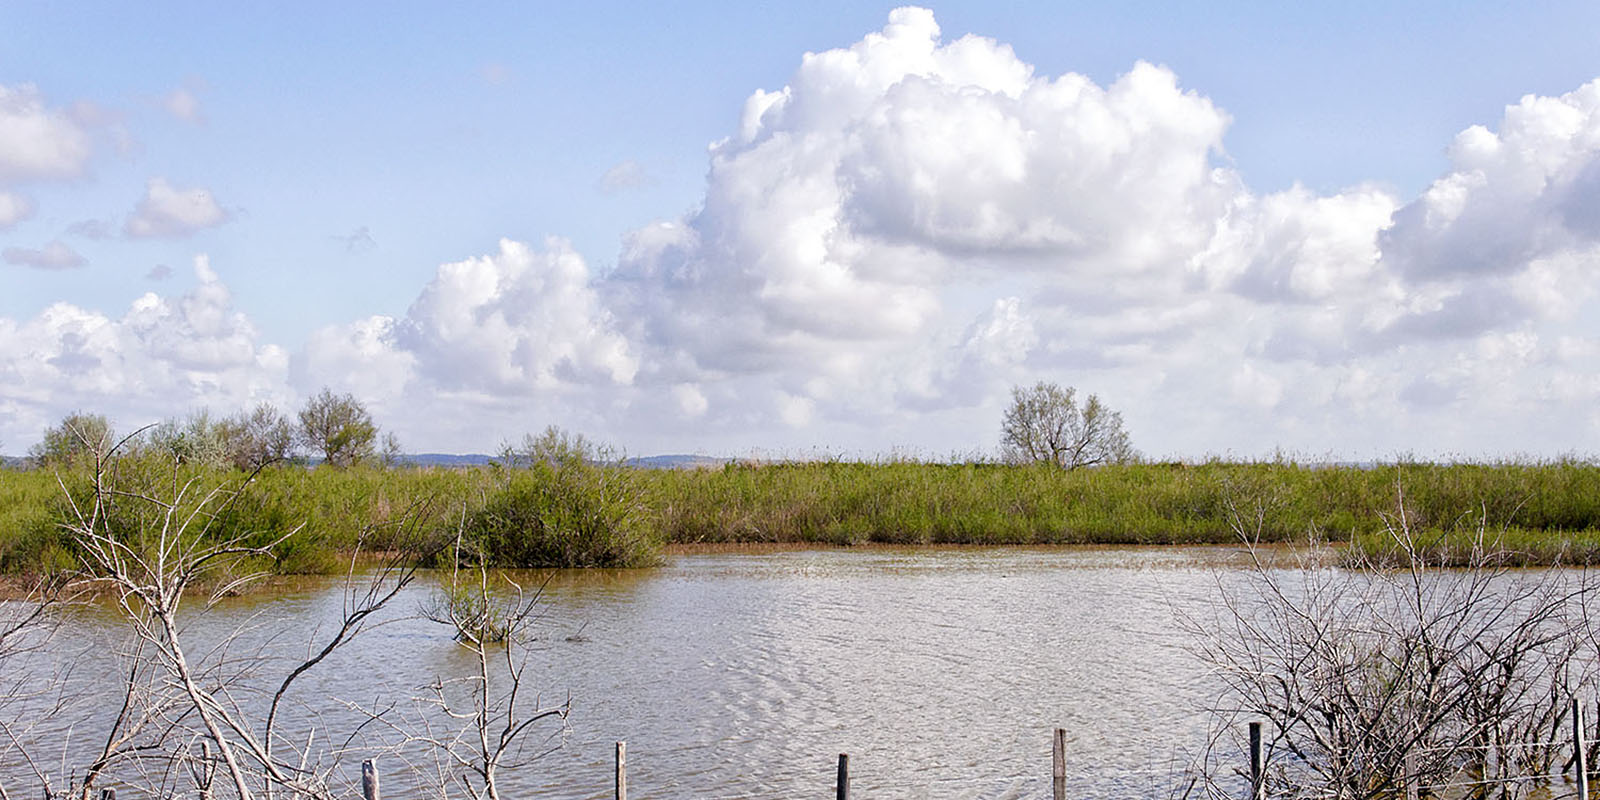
left=1000, top=381, right=1133, bottom=469
left=28, top=412, right=114, bottom=469
left=498, top=426, right=600, bottom=468
left=297, top=389, right=377, bottom=468
left=217, top=402, right=297, bottom=470
left=146, top=411, right=228, bottom=468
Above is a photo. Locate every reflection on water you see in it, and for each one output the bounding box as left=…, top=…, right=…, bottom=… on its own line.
left=4, top=546, right=1261, bottom=798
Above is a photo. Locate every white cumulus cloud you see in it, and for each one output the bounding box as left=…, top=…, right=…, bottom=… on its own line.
left=605, top=7, right=1244, bottom=439
left=394, top=237, right=637, bottom=392
left=0, top=254, right=290, bottom=448
left=0, top=84, right=92, bottom=182
left=1382, top=79, right=1600, bottom=281
left=124, top=177, right=230, bottom=238
left=288, top=238, right=640, bottom=447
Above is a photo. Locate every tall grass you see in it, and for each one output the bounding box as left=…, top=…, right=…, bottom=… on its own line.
left=1, top=457, right=1596, bottom=574
left=643, top=459, right=1600, bottom=553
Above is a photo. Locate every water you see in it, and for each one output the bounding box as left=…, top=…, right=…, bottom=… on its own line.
left=2, top=546, right=1254, bottom=798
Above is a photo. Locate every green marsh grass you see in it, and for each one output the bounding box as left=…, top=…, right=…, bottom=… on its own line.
left=1, top=457, right=1596, bottom=574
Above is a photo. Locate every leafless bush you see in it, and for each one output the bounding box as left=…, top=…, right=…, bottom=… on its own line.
left=380, top=531, right=570, bottom=800
left=1187, top=487, right=1599, bottom=799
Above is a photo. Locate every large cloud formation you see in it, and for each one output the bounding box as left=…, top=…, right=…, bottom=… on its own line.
left=0, top=256, right=290, bottom=446
left=288, top=238, right=638, bottom=444
left=598, top=9, right=1251, bottom=441
left=4, top=9, right=1599, bottom=457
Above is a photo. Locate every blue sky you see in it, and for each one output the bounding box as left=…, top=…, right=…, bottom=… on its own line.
left=3, top=3, right=1599, bottom=458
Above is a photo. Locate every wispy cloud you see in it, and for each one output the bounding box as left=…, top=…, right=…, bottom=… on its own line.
left=480, top=63, right=512, bottom=85
left=598, top=159, right=652, bottom=194
left=0, top=191, right=33, bottom=230
left=65, top=218, right=116, bottom=240
left=162, top=87, right=203, bottom=124
left=3, top=240, right=86, bottom=269
left=334, top=225, right=377, bottom=253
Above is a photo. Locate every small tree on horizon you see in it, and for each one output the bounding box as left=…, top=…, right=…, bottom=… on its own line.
left=1000, top=381, right=1133, bottom=469
left=28, top=412, right=115, bottom=469
left=145, top=410, right=228, bottom=468
left=497, top=426, right=601, bottom=468
left=218, top=401, right=297, bottom=470
left=297, top=388, right=377, bottom=468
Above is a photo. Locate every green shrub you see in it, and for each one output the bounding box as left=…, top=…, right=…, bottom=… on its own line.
left=463, top=461, right=659, bottom=568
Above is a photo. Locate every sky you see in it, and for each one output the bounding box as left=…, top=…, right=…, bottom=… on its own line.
left=2, top=2, right=1599, bottom=460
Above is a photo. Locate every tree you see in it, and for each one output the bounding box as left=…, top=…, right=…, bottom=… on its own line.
left=379, top=431, right=405, bottom=467
left=217, top=402, right=297, bottom=470
left=298, top=389, right=377, bottom=467
left=27, top=412, right=114, bottom=468
left=1000, top=381, right=1132, bottom=468
left=497, top=426, right=599, bottom=468
left=146, top=410, right=228, bottom=468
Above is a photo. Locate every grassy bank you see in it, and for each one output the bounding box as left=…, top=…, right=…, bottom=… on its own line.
left=649, top=460, right=1600, bottom=553
left=1, top=458, right=1597, bottom=573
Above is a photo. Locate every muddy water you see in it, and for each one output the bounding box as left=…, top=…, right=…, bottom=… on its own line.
left=3, top=547, right=1255, bottom=798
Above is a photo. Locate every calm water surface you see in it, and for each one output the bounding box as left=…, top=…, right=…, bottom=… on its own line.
left=7, top=547, right=1257, bottom=798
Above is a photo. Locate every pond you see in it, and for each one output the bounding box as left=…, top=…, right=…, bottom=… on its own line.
left=3, top=546, right=1261, bottom=798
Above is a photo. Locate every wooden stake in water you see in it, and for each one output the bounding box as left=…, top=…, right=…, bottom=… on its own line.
left=616, top=741, right=627, bottom=800
left=361, top=759, right=380, bottom=800
left=1576, top=698, right=1589, bottom=799
left=836, top=753, right=850, bottom=800
left=1249, top=721, right=1264, bottom=800
left=1052, top=728, right=1067, bottom=800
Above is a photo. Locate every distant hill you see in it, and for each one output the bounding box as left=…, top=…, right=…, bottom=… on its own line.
left=624, top=454, right=732, bottom=470
left=402, top=453, right=494, bottom=467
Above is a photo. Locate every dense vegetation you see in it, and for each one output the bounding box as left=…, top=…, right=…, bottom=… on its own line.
left=2, top=455, right=1598, bottom=575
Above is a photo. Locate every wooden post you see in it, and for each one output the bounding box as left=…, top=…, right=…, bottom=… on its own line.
left=1249, top=721, right=1264, bottom=800
left=1576, top=698, right=1589, bottom=800
left=1052, top=728, right=1067, bottom=800
left=361, top=758, right=380, bottom=800
left=836, top=753, right=849, bottom=800
left=616, top=741, right=627, bottom=800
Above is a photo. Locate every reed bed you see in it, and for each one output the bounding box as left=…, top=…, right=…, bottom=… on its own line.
left=1, top=458, right=1596, bottom=573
